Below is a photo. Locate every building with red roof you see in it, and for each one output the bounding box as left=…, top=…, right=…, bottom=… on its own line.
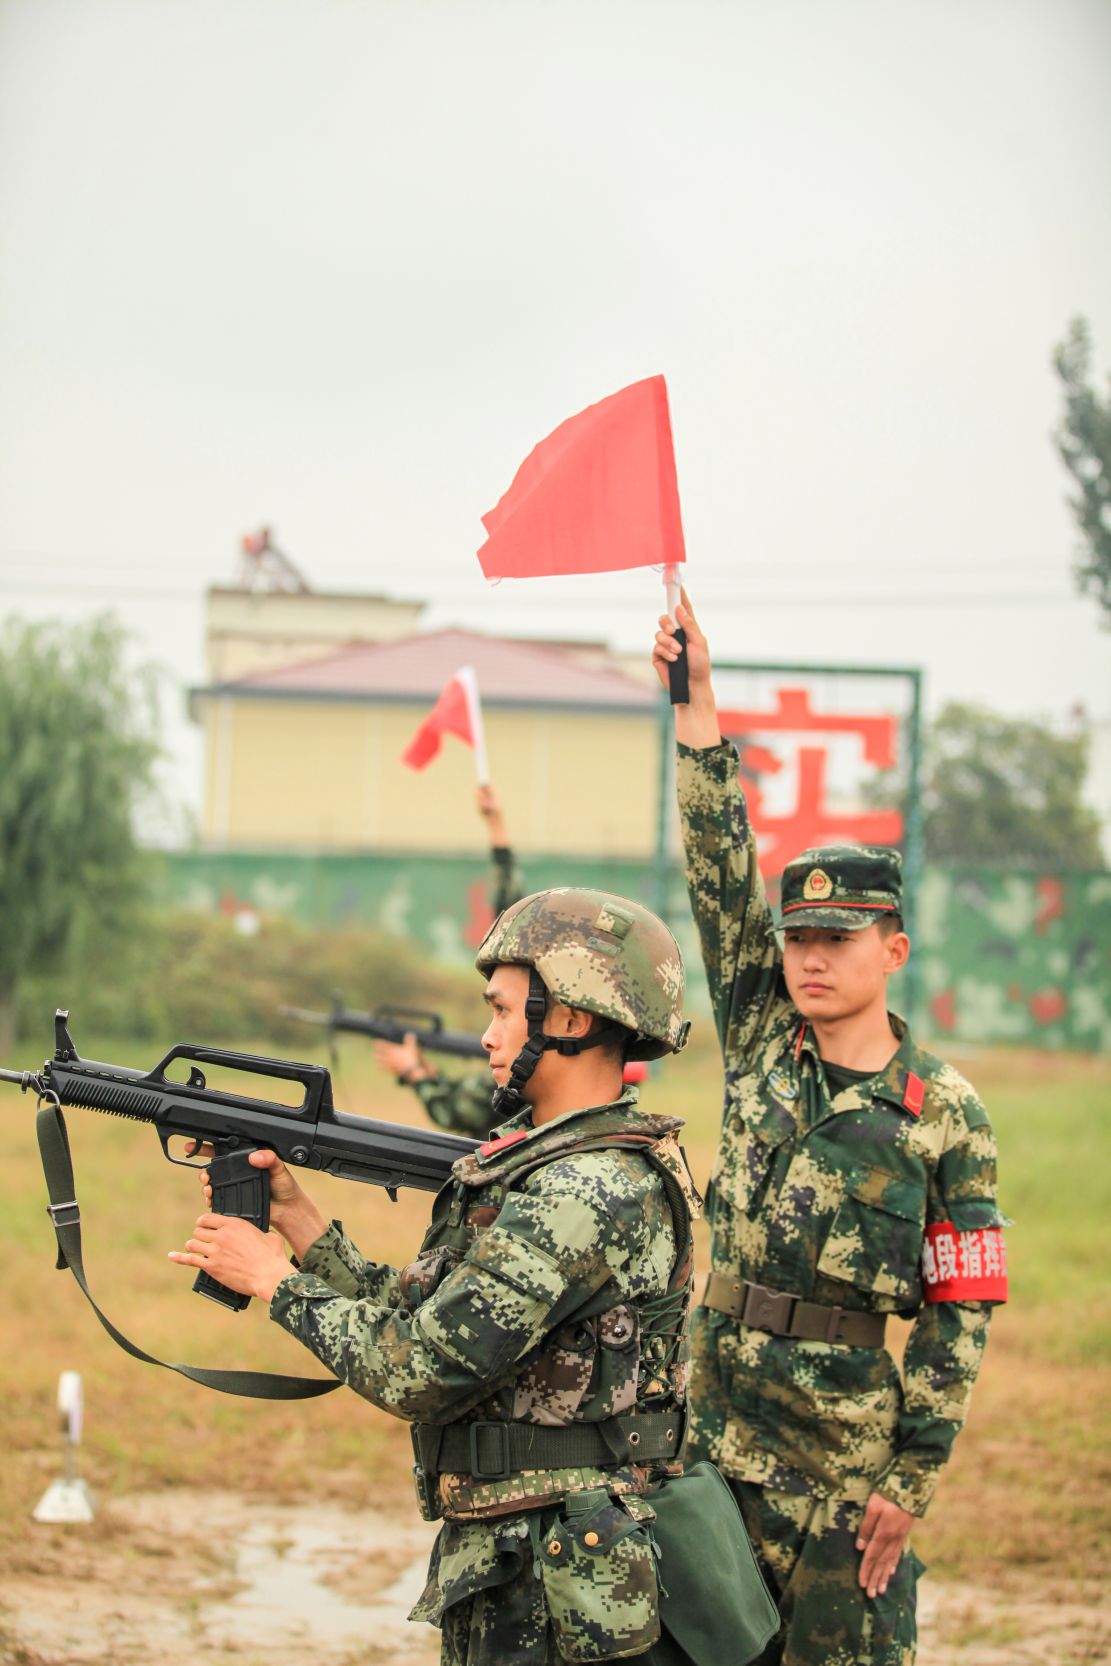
left=189, top=627, right=661, bottom=858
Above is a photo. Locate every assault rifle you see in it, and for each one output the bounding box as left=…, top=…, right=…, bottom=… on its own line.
left=280, top=999, right=487, bottom=1061
left=3, top=1011, right=477, bottom=1382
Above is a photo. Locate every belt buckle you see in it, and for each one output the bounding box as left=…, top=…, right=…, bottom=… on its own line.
left=46, top=1200, right=80, bottom=1229
left=824, top=1304, right=845, bottom=1343
left=742, top=1282, right=796, bottom=1336
left=468, top=1421, right=512, bottom=1481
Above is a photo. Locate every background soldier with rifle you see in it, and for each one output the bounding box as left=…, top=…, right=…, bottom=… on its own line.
left=371, top=782, right=523, bottom=1137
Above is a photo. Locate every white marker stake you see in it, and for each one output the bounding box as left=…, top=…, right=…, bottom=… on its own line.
left=457, top=665, right=489, bottom=786
left=33, top=1371, right=95, bottom=1523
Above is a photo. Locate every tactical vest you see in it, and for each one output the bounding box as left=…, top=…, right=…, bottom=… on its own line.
left=405, top=1104, right=702, bottom=1521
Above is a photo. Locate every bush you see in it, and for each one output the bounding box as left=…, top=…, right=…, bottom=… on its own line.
left=13, top=909, right=481, bottom=1050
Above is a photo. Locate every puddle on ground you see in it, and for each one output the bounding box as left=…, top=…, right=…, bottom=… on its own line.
left=198, top=1505, right=438, bottom=1653
left=1, top=1490, right=442, bottom=1666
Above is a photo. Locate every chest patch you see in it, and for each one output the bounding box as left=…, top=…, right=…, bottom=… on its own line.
left=767, top=1067, right=799, bottom=1103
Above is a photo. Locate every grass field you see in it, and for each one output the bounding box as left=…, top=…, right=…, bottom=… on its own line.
left=2, top=1026, right=1108, bottom=1606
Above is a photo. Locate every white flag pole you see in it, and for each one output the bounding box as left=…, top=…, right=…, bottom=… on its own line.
left=663, top=563, right=681, bottom=621
left=458, top=665, right=489, bottom=785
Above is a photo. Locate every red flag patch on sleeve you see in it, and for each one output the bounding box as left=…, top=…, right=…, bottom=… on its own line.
left=922, top=1223, right=1009, bottom=1303
left=902, top=1072, right=925, bottom=1116
left=479, top=1129, right=530, bottom=1159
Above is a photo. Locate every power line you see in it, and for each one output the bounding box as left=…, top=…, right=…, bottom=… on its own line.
left=0, top=549, right=1071, bottom=579
left=0, top=580, right=1081, bottom=608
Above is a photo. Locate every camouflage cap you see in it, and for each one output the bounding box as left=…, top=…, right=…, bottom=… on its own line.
left=772, top=845, right=903, bottom=931
left=476, top=888, right=689, bottom=1059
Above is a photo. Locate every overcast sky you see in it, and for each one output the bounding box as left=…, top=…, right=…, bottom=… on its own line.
left=1, top=0, right=1109, bottom=837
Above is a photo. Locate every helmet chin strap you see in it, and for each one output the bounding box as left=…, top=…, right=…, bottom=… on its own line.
left=491, top=967, right=622, bottom=1118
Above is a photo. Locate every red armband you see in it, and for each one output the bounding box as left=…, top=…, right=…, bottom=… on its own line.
left=921, top=1223, right=1008, bottom=1303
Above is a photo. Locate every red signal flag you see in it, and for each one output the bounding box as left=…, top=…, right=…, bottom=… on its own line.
left=477, top=375, right=686, bottom=580
left=401, top=667, right=486, bottom=775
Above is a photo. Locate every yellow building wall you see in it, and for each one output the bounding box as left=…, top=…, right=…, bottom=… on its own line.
left=198, top=696, right=659, bottom=858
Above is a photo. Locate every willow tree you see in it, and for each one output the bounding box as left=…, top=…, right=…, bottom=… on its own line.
left=1053, top=317, right=1111, bottom=622
left=0, top=617, right=159, bottom=1053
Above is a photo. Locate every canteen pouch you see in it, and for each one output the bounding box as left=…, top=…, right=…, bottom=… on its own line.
left=649, top=1461, right=779, bottom=1666
left=535, top=1488, right=660, bottom=1662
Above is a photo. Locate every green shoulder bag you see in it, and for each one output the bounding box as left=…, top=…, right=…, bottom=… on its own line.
left=649, top=1460, right=779, bottom=1666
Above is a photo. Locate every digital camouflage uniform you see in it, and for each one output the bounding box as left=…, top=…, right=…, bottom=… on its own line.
left=678, top=741, right=1009, bottom=1666
left=272, top=889, right=702, bottom=1665
left=403, top=844, right=525, bottom=1141
left=414, top=1069, right=497, bottom=1140
left=272, top=1090, right=700, bottom=1664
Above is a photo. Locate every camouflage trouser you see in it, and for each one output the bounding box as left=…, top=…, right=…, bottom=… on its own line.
left=730, top=1483, right=924, bottom=1666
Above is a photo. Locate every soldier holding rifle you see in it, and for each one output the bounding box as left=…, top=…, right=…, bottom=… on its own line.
left=653, top=592, right=1009, bottom=1666
left=169, top=888, right=759, bottom=1666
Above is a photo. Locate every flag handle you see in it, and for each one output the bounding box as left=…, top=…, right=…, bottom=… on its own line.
left=663, top=567, right=689, bottom=706
left=473, top=728, right=489, bottom=787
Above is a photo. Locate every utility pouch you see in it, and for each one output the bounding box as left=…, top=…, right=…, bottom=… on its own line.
left=535, top=1488, right=660, bottom=1662
left=649, top=1461, right=778, bottom=1666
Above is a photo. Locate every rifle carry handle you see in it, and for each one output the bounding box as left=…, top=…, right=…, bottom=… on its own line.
left=192, top=1149, right=271, bottom=1312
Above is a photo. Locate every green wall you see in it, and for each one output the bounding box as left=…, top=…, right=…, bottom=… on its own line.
left=160, top=850, right=1110, bottom=1052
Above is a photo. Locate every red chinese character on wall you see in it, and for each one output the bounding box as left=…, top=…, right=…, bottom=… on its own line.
left=718, top=688, right=904, bottom=877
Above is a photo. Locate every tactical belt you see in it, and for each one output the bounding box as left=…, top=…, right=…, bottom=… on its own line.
left=702, top=1272, right=887, bottom=1348
left=412, top=1409, right=685, bottom=1481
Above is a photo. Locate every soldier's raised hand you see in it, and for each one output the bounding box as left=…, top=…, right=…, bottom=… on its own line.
left=652, top=588, right=712, bottom=695
left=653, top=588, right=720, bottom=748
left=476, top=782, right=509, bottom=847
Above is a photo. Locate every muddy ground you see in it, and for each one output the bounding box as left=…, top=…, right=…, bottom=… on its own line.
left=0, top=1491, right=1106, bottom=1666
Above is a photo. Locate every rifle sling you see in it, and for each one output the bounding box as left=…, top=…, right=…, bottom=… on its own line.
left=35, top=1100, right=342, bottom=1400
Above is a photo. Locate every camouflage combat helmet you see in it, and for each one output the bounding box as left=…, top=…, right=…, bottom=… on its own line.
left=477, top=888, right=690, bottom=1063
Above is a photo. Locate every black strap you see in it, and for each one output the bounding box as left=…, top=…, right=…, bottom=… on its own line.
left=36, top=1099, right=342, bottom=1399
left=412, top=1408, right=685, bottom=1480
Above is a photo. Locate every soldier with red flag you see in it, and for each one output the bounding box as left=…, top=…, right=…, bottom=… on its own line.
left=654, top=592, right=1009, bottom=1666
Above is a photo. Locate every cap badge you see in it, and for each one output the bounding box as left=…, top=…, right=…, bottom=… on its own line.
left=803, top=868, right=832, bottom=901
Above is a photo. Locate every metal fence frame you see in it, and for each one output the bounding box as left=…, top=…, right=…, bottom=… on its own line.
left=654, top=663, right=925, bottom=1023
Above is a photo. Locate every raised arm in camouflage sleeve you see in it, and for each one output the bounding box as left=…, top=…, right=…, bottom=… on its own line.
left=676, top=739, right=784, bottom=1063
left=490, top=845, right=524, bottom=917
left=270, top=1150, right=663, bottom=1422
left=877, top=1094, right=1006, bottom=1516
